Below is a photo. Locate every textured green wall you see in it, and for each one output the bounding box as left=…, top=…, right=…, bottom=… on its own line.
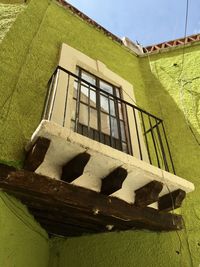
left=0, top=3, right=25, bottom=42
left=0, top=191, right=49, bottom=267
left=0, top=1, right=25, bottom=4
left=139, top=46, right=200, bottom=181
left=0, top=0, right=147, bottom=167
left=0, top=0, right=200, bottom=266
left=49, top=46, right=200, bottom=267
left=0, top=3, right=50, bottom=267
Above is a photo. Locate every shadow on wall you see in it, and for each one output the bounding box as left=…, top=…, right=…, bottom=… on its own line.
left=138, top=50, right=200, bottom=267
left=138, top=47, right=200, bottom=185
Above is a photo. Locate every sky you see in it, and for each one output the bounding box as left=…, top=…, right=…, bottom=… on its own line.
left=65, top=0, right=200, bottom=46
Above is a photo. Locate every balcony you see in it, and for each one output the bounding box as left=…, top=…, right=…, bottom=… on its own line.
left=44, top=66, right=176, bottom=173
left=0, top=65, right=194, bottom=236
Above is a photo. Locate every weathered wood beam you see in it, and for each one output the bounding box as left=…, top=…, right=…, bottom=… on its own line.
left=158, top=189, right=186, bottom=212
left=134, top=181, right=163, bottom=207
left=3, top=188, right=129, bottom=233
left=24, top=137, right=50, bottom=171
left=0, top=163, right=16, bottom=178
left=0, top=169, right=184, bottom=234
left=29, top=207, right=106, bottom=235
left=101, top=167, right=127, bottom=195
left=36, top=217, right=96, bottom=237
left=61, top=152, right=90, bottom=182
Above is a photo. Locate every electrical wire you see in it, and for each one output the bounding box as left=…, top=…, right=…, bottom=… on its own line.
left=156, top=66, right=200, bottom=146
left=175, top=0, right=200, bottom=146
left=144, top=0, right=200, bottom=147
left=153, top=131, right=183, bottom=258
left=177, top=0, right=189, bottom=81
left=179, top=81, right=200, bottom=146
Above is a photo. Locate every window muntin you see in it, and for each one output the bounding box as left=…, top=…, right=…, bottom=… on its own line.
left=72, top=67, right=131, bottom=154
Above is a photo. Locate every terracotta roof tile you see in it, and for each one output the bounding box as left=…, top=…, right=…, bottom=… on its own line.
left=143, top=34, right=200, bottom=53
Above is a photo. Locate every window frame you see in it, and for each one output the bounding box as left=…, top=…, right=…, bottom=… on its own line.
left=48, top=43, right=150, bottom=163
left=72, top=67, right=132, bottom=154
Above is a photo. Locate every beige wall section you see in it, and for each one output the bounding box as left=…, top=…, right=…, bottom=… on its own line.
left=50, top=43, right=149, bottom=162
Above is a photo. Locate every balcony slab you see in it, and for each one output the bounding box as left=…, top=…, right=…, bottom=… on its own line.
left=26, top=120, right=194, bottom=205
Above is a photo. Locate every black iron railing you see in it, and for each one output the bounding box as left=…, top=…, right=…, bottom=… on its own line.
left=43, top=66, right=176, bottom=174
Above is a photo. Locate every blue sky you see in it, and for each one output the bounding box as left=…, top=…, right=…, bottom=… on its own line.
left=66, top=0, right=200, bottom=46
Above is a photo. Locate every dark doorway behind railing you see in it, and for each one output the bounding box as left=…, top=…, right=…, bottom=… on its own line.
left=43, top=66, right=176, bottom=174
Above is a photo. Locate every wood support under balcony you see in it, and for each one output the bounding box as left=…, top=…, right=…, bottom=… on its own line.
left=61, top=152, right=91, bottom=182
left=0, top=165, right=184, bottom=236
left=158, top=189, right=186, bottom=212
left=24, top=137, right=51, bottom=171
left=101, top=167, right=127, bottom=195
left=134, top=181, right=163, bottom=207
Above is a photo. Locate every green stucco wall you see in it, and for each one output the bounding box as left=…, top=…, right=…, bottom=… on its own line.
left=0, top=0, right=148, bottom=167
left=0, top=1, right=26, bottom=3
left=0, top=3, right=25, bottom=42
left=0, top=191, right=49, bottom=267
left=0, top=0, right=200, bottom=266
left=139, top=46, right=200, bottom=181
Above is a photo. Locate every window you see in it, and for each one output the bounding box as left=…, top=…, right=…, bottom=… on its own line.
left=46, top=43, right=149, bottom=162
left=72, top=67, right=132, bottom=154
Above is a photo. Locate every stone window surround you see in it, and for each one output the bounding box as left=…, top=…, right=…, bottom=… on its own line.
left=50, top=43, right=149, bottom=162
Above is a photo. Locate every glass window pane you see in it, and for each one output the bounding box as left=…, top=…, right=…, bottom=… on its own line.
left=100, top=113, right=110, bottom=135
left=90, top=89, right=96, bottom=107
left=81, top=71, right=96, bottom=85
left=115, top=88, right=120, bottom=98
left=102, top=133, right=111, bottom=146
left=120, top=121, right=126, bottom=141
left=118, top=102, right=123, bottom=120
left=100, top=95, right=109, bottom=113
left=110, top=99, right=115, bottom=116
left=79, top=71, right=97, bottom=107
left=79, top=103, right=88, bottom=126
left=100, top=80, right=113, bottom=94
left=79, top=83, right=97, bottom=108
left=73, top=68, right=130, bottom=154
left=100, top=96, right=116, bottom=116
left=89, top=108, right=98, bottom=130
left=111, top=117, right=119, bottom=139
left=122, top=143, right=128, bottom=153
left=80, top=83, right=89, bottom=103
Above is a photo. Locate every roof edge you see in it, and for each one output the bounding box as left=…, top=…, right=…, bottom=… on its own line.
left=56, top=0, right=200, bottom=56
left=143, top=34, right=200, bottom=54
left=57, top=0, right=123, bottom=45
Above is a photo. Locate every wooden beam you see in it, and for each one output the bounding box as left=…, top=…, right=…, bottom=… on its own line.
left=158, top=189, right=186, bottom=212
left=0, top=169, right=184, bottom=235
left=3, top=188, right=129, bottom=233
left=61, top=152, right=90, bottom=183
left=0, top=163, right=16, bottom=178
left=24, top=137, right=50, bottom=171
left=101, top=167, right=127, bottom=195
left=134, top=181, right=163, bottom=207
left=37, top=217, right=93, bottom=237
left=29, top=208, right=104, bottom=236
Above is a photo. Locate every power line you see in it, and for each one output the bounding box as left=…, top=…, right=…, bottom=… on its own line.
left=178, top=0, right=189, bottom=81
left=177, top=0, right=200, bottom=146
left=144, top=0, right=200, bottom=146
